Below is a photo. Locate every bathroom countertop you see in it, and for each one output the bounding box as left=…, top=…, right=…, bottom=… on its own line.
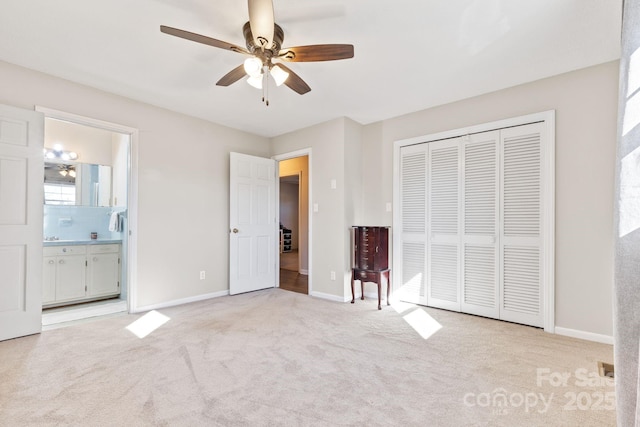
left=43, top=239, right=122, bottom=247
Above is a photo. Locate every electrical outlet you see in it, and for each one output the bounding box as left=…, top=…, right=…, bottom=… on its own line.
left=199, top=271, right=206, bottom=280
left=330, top=271, right=336, bottom=281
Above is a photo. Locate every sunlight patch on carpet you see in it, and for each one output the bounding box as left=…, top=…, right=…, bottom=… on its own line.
left=391, top=299, right=416, bottom=314
left=403, top=309, right=442, bottom=339
left=126, top=310, right=170, bottom=338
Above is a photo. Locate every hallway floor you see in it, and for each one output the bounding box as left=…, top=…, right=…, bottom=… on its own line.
left=279, top=249, right=308, bottom=294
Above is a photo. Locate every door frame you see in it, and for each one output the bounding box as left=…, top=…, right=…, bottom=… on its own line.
left=393, top=110, right=555, bottom=333
left=273, top=149, right=313, bottom=295
left=35, top=106, right=139, bottom=313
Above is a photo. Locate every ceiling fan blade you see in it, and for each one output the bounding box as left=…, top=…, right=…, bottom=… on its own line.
left=216, top=64, right=247, bottom=87
left=248, top=0, right=275, bottom=49
left=160, top=25, right=250, bottom=55
left=276, top=64, right=311, bottom=95
left=278, top=44, right=354, bottom=62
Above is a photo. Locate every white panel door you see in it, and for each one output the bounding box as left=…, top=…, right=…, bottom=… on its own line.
left=229, top=152, right=276, bottom=295
left=397, top=144, right=428, bottom=305
left=427, top=139, right=461, bottom=311
left=499, top=123, right=544, bottom=327
left=0, top=104, right=44, bottom=341
left=461, top=131, right=500, bottom=318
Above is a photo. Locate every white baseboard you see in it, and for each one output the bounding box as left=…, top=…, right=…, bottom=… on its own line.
left=555, top=327, right=614, bottom=345
left=311, top=291, right=350, bottom=303
left=43, top=300, right=128, bottom=326
left=133, top=290, right=229, bottom=313
left=299, top=269, right=309, bottom=275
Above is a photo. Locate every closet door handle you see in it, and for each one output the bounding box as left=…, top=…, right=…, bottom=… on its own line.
left=93, top=257, right=98, bottom=262
left=59, top=260, right=64, bottom=265
left=48, top=260, right=54, bottom=264
left=232, top=228, right=239, bottom=234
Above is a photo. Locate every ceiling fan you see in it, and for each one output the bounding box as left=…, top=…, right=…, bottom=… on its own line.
left=160, top=0, right=354, bottom=105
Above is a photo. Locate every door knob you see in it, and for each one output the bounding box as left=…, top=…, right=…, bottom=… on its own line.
left=232, top=228, right=239, bottom=234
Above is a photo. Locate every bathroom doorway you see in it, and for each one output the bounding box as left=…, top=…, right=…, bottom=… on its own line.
left=37, top=107, right=138, bottom=326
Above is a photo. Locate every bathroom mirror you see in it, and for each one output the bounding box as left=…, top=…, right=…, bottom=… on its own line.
left=44, top=162, right=112, bottom=206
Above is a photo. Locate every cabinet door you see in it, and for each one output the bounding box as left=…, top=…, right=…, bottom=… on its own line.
left=42, top=256, right=57, bottom=305
left=373, top=228, right=389, bottom=270
left=55, top=254, right=87, bottom=301
left=87, top=253, right=120, bottom=297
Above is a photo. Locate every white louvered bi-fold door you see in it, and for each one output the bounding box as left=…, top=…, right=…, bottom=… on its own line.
left=427, top=140, right=461, bottom=311
left=396, top=121, right=547, bottom=328
left=461, top=131, right=500, bottom=318
left=500, top=123, right=544, bottom=327
left=397, top=144, right=428, bottom=305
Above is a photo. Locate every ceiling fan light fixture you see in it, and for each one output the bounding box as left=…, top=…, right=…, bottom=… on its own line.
left=270, top=65, right=289, bottom=86
left=243, top=57, right=263, bottom=77
left=247, top=74, right=263, bottom=89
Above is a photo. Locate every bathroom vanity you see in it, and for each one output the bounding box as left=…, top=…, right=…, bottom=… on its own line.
left=42, top=240, right=121, bottom=307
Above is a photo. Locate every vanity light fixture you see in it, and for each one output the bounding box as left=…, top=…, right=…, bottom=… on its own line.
left=43, top=144, right=78, bottom=161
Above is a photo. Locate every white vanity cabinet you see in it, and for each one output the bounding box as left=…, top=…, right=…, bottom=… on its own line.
left=87, top=244, right=120, bottom=298
left=43, top=245, right=87, bottom=305
left=42, top=243, right=121, bottom=307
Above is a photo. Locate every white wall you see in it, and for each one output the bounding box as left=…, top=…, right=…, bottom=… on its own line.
left=360, top=61, right=618, bottom=337
left=0, top=60, right=269, bottom=309
left=45, top=117, right=113, bottom=166
left=343, top=119, right=363, bottom=296
left=271, top=119, right=349, bottom=299
left=111, top=133, right=128, bottom=207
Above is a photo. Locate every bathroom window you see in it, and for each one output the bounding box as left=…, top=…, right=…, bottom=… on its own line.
left=44, top=184, right=76, bottom=205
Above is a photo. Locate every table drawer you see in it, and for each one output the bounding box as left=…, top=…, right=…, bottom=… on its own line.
left=354, top=270, right=379, bottom=282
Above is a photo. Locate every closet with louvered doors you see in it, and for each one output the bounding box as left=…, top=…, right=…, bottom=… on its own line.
left=397, top=121, right=546, bottom=328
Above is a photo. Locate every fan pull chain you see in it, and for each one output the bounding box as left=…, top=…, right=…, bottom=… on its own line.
left=265, top=69, right=270, bottom=106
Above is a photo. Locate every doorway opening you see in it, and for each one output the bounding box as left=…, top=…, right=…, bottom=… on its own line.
left=276, top=153, right=311, bottom=295
left=37, top=107, right=138, bottom=326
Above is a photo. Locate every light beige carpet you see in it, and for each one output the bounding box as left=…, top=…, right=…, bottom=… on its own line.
left=0, top=289, right=615, bottom=426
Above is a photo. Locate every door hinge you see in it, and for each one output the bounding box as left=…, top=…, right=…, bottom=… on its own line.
left=85, top=260, right=88, bottom=267
left=85, top=285, right=87, bottom=292
left=118, top=281, right=120, bottom=288
left=118, top=258, right=121, bottom=264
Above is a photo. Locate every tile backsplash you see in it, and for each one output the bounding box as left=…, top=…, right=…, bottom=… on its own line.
left=43, top=205, right=125, bottom=241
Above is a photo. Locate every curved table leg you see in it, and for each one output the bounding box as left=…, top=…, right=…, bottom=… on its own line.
left=351, top=270, right=355, bottom=304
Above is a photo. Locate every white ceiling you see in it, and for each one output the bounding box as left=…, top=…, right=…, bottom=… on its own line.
left=0, top=0, right=622, bottom=138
